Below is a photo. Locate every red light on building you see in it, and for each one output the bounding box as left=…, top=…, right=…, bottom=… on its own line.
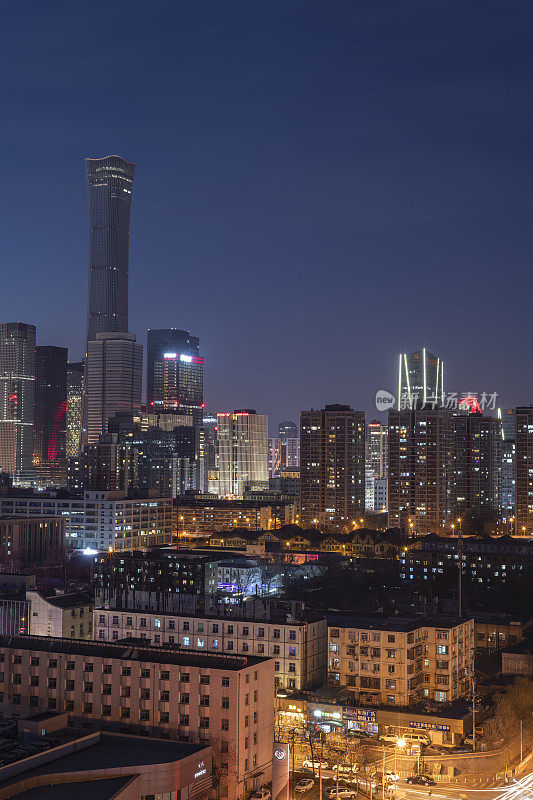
left=459, top=396, right=482, bottom=414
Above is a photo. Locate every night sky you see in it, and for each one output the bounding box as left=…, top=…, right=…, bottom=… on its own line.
left=2, top=1, right=532, bottom=428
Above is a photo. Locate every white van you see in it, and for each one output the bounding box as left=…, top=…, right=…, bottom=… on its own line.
left=403, top=732, right=431, bottom=746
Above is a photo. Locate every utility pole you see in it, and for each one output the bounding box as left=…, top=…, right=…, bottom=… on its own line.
left=520, top=720, right=523, bottom=762
left=319, top=763, right=322, bottom=800
left=382, top=746, right=386, bottom=799
left=472, top=673, right=476, bottom=753
left=457, top=517, right=463, bottom=617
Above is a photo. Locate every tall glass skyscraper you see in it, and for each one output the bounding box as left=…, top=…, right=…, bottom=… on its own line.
left=0, top=323, right=36, bottom=475
left=86, top=155, right=135, bottom=342
left=397, top=348, right=444, bottom=409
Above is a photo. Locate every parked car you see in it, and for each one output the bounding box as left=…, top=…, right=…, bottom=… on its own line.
left=379, top=734, right=399, bottom=745
left=348, top=729, right=372, bottom=739
left=295, top=779, right=315, bottom=792
left=403, top=732, right=431, bottom=746
left=336, top=765, right=357, bottom=776
left=327, top=790, right=357, bottom=799
left=406, top=775, right=435, bottom=786
left=303, top=761, right=329, bottom=771
left=250, top=789, right=271, bottom=800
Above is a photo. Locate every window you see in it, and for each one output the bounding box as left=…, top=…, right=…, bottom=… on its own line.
left=227, top=625, right=233, bottom=634
left=289, top=663, right=296, bottom=673
left=289, top=630, right=296, bottom=640
left=199, top=717, right=210, bottom=729
left=48, top=659, right=57, bottom=668
left=243, top=626, right=249, bottom=636
left=83, top=702, right=93, bottom=714
left=168, top=620, right=175, bottom=630
left=103, top=684, right=111, bottom=695
left=200, top=696, right=210, bottom=707
left=121, top=707, right=130, bottom=718
left=274, top=661, right=280, bottom=672
left=99, top=615, right=105, bottom=624
left=66, top=680, right=75, bottom=691
left=103, top=665, right=112, bottom=674
left=141, top=668, right=150, bottom=678
left=141, top=689, right=150, bottom=700
left=200, top=675, right=210, bottom=685
left=242, top=643, right=249, bottom=653
left=183, top=636, right=190, bottom=646
left=273, top=646, right=280, bottom=655
left=180, top=673, right=190, bottom=683
left=180, top=693, right=189, bottom=704
left=273, top=629, right=280, bottom=639
left=84, top=682, right=93, bottom=693
left=102, top=705, right=111, bottom=716
left=222, top=697, right=229, bottom=709
left=222, top=677, right=230, bottom=686
left=161, top=691, right=170, bottom=702
left=221, top=719, right=229, bottom=731
left=160, top=712, right=169, bottom=723
left=84, top=663, right=93, bottom=672
left=161, top=671, right=170, bottom=681
left=212, top=624, right=218, bottom=633
left=437, top=645, right=448, bottom=655
left=258, top=644, right=264, bottom=654
left=258, top=628, right=264, bottom=638
left=48, top=678, right=56, bottom=689
left=180, top=714, right=189, bottom=726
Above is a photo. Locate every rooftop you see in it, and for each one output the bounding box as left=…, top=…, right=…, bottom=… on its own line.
left=0, top=633, right=268, bottom=670
left=5, top=776, right=133, bottom=800
left=326, top=612, right=473, bottom=632
left=32, top=591, right=94, bottom=609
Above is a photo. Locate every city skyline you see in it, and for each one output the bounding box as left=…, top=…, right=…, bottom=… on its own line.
left=2, top=2, right=532, bottom=424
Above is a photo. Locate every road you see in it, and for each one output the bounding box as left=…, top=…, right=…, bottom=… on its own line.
left=287, top=770, right=533, bottom=800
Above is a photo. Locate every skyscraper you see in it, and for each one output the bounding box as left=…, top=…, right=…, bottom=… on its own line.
left=515, top=407, right=533, bottom=534
left=0, top=323, right=36, bottom=476
left=452, top=412, right=501, bottom=519
left=398, top=348, right=444, bottom=409
left=300, top=404, right=365, bottom=530
left=86, top=332, right=143, bottom=444
left=146, top=329, right=200, bottom=407
left=86, top=156, right=135, bottom=342
left=278, top=421, right=298, bottom=442
left=498, top=408, right=515, bottom=516
left=388, top=407, right=453, bottom=534
left=33, top=345, right=68, bottom=485
left=66, top=362, right=84, bottom=457
left=217, top=410, right=268, bottom=497
left=365, top=420, right=388, bottom=512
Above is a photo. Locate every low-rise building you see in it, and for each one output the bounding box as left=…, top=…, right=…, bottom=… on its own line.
left=0, top=634, right=274, bottom=800
left=93, top=548, right=219, bottom=598
left=327, top=614, right=474, bottom=706
left=0, top=726, right=212, bottom=800
left=502, top=636, right=533, bottom=677
left=474, top=615, right=532, bottom=656
left=0, top=489, right=174, bottom=552
left=0, top=590, right=94, bottom=638
left=176, top=496, right=293, bottom=536
left=95, top=606, right=327, bottom=691
left=0, top=516, right=64, bottom=564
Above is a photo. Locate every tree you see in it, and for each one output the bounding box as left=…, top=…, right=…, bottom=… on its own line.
left=484, top=677, right=533, bottom=746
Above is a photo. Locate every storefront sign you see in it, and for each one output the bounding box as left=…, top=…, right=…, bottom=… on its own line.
left=409, top=721, right=450, bottom=732
left=344, top=708, right=377, bottom=722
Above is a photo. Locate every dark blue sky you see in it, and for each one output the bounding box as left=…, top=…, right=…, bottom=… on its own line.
left=2, top=0, right=532, bottom=427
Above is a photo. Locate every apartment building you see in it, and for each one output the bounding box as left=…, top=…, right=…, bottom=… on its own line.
left=0, top=489, right=174, bottom=551
left=0, top=589, right=94, bottom=638
left=0, top=635, right=274, bottom=800
left=327, top=615, right=474, bottom=706
left=95, top=606, right=327, bottom=691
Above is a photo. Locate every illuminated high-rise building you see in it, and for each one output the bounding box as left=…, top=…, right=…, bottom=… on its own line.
left=66, top=362, right=84, bottom=457
left=452, top=412, right=501, bottom=518
left=300, top=405, right=365, bottom=530
left=33, top=346, right=68, bottom=485
left=86, top=155, right=135, bottom=343
left=146, top=329, right=203, bottom=424
left=388, top=408, right=453, bottom=534
left=86, top=332, right=142, bottom=445
left=0, top=323, right=36, bottom=476
left=515, top=407, right=533, bottom=534
left=278, top=420, right=298, bottom=442
left=498, top=408, right=515, bottom=515
left=217, top=410, right=268, bottom=497
left=398, top=348, right=444, bottom=410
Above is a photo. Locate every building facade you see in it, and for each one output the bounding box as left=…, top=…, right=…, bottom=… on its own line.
left=388, top=408, right=453, bottom=534
left=86, top=332, right=143, bottom=445
left=515, top=407, right=533, bottom=534
left=86, top=155, right=135, bottom=342
left=33, top=345, right=68, bottom=486
left=66, top=361, right=84, bottom=458
left=300, top=405, right=365, bottom=530
left=398, top=348, right=444, bottom=410
left=0, top=516, right=64, bottom=564
left=0, top=322, right=36, bottom=476
left=327, top=615, right=474, bottom=707
left=95, top=607, right=327, bottom=691
left=451, top=413, right=501, bottom=518
left=217, top=411, right=268, bottom=498
left=146, top=329, right=203, bottom=420
left=0, top=634, right=274, bottom=800
left=0, top=490, right=173, bottom=552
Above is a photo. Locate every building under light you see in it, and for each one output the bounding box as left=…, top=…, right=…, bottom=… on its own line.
left=398, top=348, right=444, bottom=410
left=217, top=410, right=268, bottom=498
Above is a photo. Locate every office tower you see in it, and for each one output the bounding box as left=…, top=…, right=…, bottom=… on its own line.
left=199, top=411, right=217, bottom=492
left=85, top=434, right=137, bottom=493
left=285, top=437, right=300, bottom=468
left=86, top=332, right=142, bottom=444
left=268, top=437, right=282, bottom=477
left=398, top=348, right=444, bottom=409
left=515, top=407, right=533, bottom=534
left=33, top=346, right=68, bottom=485
left=66, top=361, right=84, bottom=457
left=86, top=155, right=135, bottom=342
left=300, top=404, right=366, bottom=530
left=388, top=408, right=453, bottom=534
left=217, top=410, right=268, bottom=497
left=452, top=412, right=501, bottom=518
left=366, top=421, right=388, bottom=480
left=498, top=408, right=515, bottom=515
left=146, top=328, right=200, bottom=407
left=0, top=323, right=36, bottom=476
left=278, top=420, right=298, bottom=442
